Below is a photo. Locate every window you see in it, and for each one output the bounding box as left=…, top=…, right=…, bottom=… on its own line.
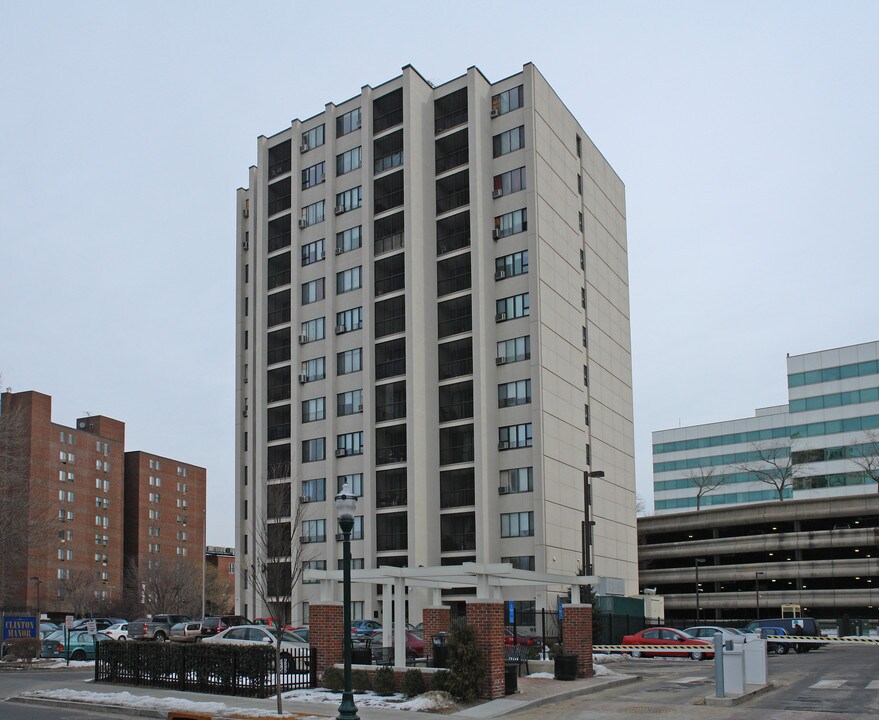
left=438, top=295, right=472, bottom=338
left=439, top=381, right=473, bottom=422
left=376, top=512, right=407, bottom=551
left=337, top=558, right=364, bottom=571
left=435, top=128, right=468, bottom=174
left=581, top=287, right=586, bottom=308
left=336, top=266, right=362, bottom=294
left=269, top=139, right=291, bottom=178
left=494, top=208, right=527, bottom=238
left=348, top=515, right=364, bottom=541
left=438, top=337, right=472, bottom=380
left=375, top=337, right=405, bottom=379
left=301, top=278, right=325, bottom=305
left=439, top=424, right=474, bottom=465
left=577, top=173, right=583, bottom=195
left=374, top=129, right=403, bottom=174
left=301, top=397, right=325, bottom=423
left=335, top=186, right=362, bottom=214
left=493, top=126, right=525, bottom=157
left=300, top=200, right=325, bottom=227
left=337, top=389, right=363, bottom=416
left=337, top=348, right=362, bottom=375
left=301, top=238, right=325, bottom=266
left=436, top=252, right=471, bottom=296
left=500, top=467, right=533, bottom=493
left=302, top=438, right=326, bottom=463
left=376, top=468, right=406, bottom=507
left=580, top=248, right=585, bottom=269
left=301, top=124, right=325, bottom=151
left=434, top=88, right=468, bottom=134
left=303, top=560, right=326, bottom=584
left=302, top=162, right=325, bottom=190
left=498, top=379, right=531, bottom=407
left=375, top=380, right=406, bottom=422
left=337, top=473, right=363, bottom=496
left=336, top=307, right=363, bottom=333
left=495, top=251, right=528, bottom=279
left=301, top=356, right=326, bottom=382
left=336, top=146, right=362, bottom=176
left=501, top=511, right=534, bottom=537
left=493, top=167, right=526, bottom=196
left=375, top=295, right=405, bottom=337
left=302, top=478, right=326, bottom=502
left=301, top=317, right=325, bottom=343
left=374, top=170, right=403, bottom=213
left=440, top=467, right=474, bottom=508
left=336, top=226, right=362, bottom=254
left=375, top=424, right=406, bottom=465
left=496, top=293, right=530, bottom=321
left=440, top=512, right=475, bottom=551
left=373, top=88, right=403, bottom=133
left=503, top=555, right=535, bottom=571
left=337, top=432, right=363, bottom=456
left=491, top=85, right=524, bottom=116
left=576, top=134, right=582, bottom=158
left=302, top=519, right=326, bottom=543
left=436, top=169, right=469, bottom=214
left=375, top=211, right=404, bottom=255
left=269, top=215, right=291, bottom=252
left=268, top=251, right=291, bottom=290
left=336, top=107, right=361, bottom=137
left=268, top=177, right=291, bottom=215
left=375, top=253, right=405, bottom=297
left=499, top=423, right=532, bottom=450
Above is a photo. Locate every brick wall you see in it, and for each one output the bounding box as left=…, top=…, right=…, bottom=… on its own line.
left=310, top=602, right=343, bottom=677
left=561, top=603, right=594, bottom=678
left=466, top=600, right=505, bottom=699
left=422, top=605, right=451, bottom=663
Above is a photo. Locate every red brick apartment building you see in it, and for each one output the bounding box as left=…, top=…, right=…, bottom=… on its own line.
left=0, top=390, right=205, bottom=616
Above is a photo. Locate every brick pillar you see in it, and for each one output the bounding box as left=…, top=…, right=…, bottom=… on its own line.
left=467, top=600, right=505, bottom=699
left=562, top=604, right=593, bottom=678
left=422, top=605, right=451, bottom=662
left=310, top=602, right=343, bottom=678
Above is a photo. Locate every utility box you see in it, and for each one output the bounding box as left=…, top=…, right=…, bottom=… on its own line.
left=743, top=638, right=767, bottom=686
left=722, top=638, right=745, bottom=695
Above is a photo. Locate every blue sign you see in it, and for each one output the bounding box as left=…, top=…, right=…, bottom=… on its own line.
left=507, top=601, right=515, bottom=624
left=557, top=597, right=564, bottom=620
left=3, top=616, right=36, bottom=641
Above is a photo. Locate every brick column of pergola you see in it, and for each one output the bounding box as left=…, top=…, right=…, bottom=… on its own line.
left=310, top=602, right=343, bottom=679
left=422, top=605, right=451, bottom=663
left=562, top=603, right=594, bottom=678
left=467, top=600, right=505, bottom=699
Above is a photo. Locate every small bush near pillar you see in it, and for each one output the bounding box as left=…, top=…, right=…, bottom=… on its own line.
left=447, top=624, right=485, bottom=702
left=373, top=666, right=396, bottom=696
left=322, top=666, right=343, bottom=692
left=401, top=668, right=426, bottom=697
left=431, top=669, right=452, bottom=693
left=352, top=669, right=372, bottom=693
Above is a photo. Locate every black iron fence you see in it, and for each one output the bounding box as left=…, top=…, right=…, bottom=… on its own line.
left=95, top=642, right=316, bottom=698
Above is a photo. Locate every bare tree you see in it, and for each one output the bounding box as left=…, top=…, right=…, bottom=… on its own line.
left=249, top=477, right=312, bottom=715
left=132, top=556, right=203, bottom=616
left=57, top=571, right=98, bottom=618
left=738, top=441, right=805, bottom=501
left=849, top=429, right=879, bottom=488
left=685, top=465, right=726, bottom=510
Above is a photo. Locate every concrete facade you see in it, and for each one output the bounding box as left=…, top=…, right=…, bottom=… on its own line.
left=235, top=64, right=636, bottom=625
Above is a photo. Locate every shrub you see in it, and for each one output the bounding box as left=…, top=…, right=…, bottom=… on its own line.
left=446, top=624, right=484, bottom=702
left=401, top=668, right=426, bottom=697
left=372, top=665, right=396, bottom=696
left=323, top=666, right=344, bottom=692
left=351, top=668, right=372, bottom=693
left=430, top=669, right=452, bottom=693
left=3, top=638, right=40, bottom=661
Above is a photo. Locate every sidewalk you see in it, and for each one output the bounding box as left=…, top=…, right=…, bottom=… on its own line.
left=8, top=672, right=639, bottom=720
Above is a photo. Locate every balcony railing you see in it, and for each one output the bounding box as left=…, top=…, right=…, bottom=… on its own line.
left=267, top=424, right=291, bottom=441
left=374, top=108, right=403, bottom=134
left=268, top=195, right=291, bottom=216
left=374, top=232, right=404, bottom=256
left=269, top=158, right=291, bottom=179
left=440, top=488, right=475, bottom=508
left=267, top=309, right=290, bottom=327
left=267, top=345, right=291, bottom=365
left=375, top=273, right=405, bottom=297
left=267, top=385, right=291, bottom=403
left=439, top=444, right=474, bottom=466
left=437, top=230, right=470, bottom=255
left=376, top=445, right=407, bottom=465
left=437, top=272, right=471, bottom=297
left=268, top=270, right=291, bottom=289
left=375, top=402, right=406, bottom=422
left=439, top=401, right=473, bottom=423
left=438, top=315, right=471, bottom=339
left=376, top=532, right=407, bottom=552
left=376, top=489, right=407, bottom=508
left=374, top=151, right=403, bottom=175
left=375, top=316, right=405, bottom=338
left=435, top=148, right=468, bottom=174
left=375, top=190, right=404, bottom=215
left=376, top=358, right=405, bottom=380
left=440, top=532, right=475, bottom=552
left=438, top=357, right=472, bottom=380
left=269, top=232, right=291, bottom=253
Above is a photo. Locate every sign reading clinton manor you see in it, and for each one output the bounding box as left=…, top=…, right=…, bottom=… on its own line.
left=2, top=616, right=37, bottom=641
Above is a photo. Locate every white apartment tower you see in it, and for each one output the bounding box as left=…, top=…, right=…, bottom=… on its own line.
left=235, top=64, right=636, bottom=624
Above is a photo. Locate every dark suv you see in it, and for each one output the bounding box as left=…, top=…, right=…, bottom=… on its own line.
left=199, top=615, right=250, bottom=638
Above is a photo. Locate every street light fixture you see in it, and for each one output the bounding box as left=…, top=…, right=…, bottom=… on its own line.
left=755, top=571, right=765, bottom=620
left=335, top=482, right=359, bottom=720
left=694, top=558, right=706, bottom=622
left=582, top=470, right=605, bottom=576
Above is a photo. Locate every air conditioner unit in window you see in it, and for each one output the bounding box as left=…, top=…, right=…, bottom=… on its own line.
left=298, top=334, right=308, bottom=344
left=300, top=143, right=309, bottom=153
left=490, top=108, right=499, bottom=118
left=334, top=205, right=345, bottom=215
left=298, top=373, right=308, bottom=384
left=299, top=495, right=311, bottom=503
left=298, top=218, right=308, bottom=229
left=495, top=356, right=507, bottom=366
left=492, top=228, right=501, bottom=240
left=492, top=188, right=503, bottom=199
left=335, top=247, right=344, bottom=255
left=336, top=448, right=347, bottom=458
left=498, top=486, right=510, bottom=495
left=336, top=325, right=347, bottom=334
left=495, top=269, right=506, bottom=280
left=498, top=441, right=510, bottom=450
left=495, top=312, right=507, bottom=322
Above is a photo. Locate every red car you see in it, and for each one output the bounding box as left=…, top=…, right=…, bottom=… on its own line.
left=621, top=627, right=714, bottom=660
left=504, top=629, right=536, bottom=647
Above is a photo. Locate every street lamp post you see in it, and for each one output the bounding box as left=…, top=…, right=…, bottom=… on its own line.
left=335, top=482, right=359, bottom=720
left=755, top=571, right=764, bottom=620
left=581, top=471, right=605, bottom=576
left=694, top=558, right=706, bottom=623
left=30, top=576, right=42, bottom=623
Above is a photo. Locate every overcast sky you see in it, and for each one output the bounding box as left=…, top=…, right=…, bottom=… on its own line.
left=2, top=1, right=877, bottom=545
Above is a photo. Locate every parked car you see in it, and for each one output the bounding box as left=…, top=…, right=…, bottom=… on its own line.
left=201, top=625, right=309, bottom=672
left=369, top=629, right=424, bottom=659
left=725, top=627, right=760, bottom=641
left=621, top=627, right=714, bottom=660
left=504, top=629, right=537, bottom=647
left=199, top=615, right=250, bottom=638
left=350, top=619, right=382, bottom=638
left=128, top=614, right=193, bottom=642
left=102, top=623, right=129, bottom=641
left=683, top=626, right=745, bottom=643
left=252, top=617, right=278, bottom=627
left=41, top=630, right=114, bottom=660
left=39, top=622, right=59, bottom=639
left=743, top=617, right=824, bottom=650
left=756, top=626, right=790, bottom=655
left=72, top=617, right=127, bottom=632
left=170, top=621, right=203, bottom=643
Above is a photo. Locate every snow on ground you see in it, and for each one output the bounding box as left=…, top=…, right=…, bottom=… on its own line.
left=23, top=689, right=328, bottom=718
left=593, top=653, right=631, bottom=663
left=282, top=688, right=457, bottom=712
left=527, top=663, right=616, bottom=679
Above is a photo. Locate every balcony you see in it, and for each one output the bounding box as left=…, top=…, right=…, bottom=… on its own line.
left=376, top=489, right=407, bottom=508
left=376, top=445, right=407, bottom=465
left=376, top=358, right=405, bottom=380
left=267, top=424, right=291, bottom=441
left=267, top=385, right=291, bottom=403
left=376, top=532, right=407, bottom=552
left=374, top=151, right=404, bottom=175
left=375, top=232, right=404, bottom=257
left=375, top=402, right=406, bottom=423
left=439, top=444, right=474, bottom=466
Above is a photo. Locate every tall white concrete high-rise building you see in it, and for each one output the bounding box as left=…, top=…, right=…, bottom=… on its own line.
left=235, top=64, right=636, bottom=624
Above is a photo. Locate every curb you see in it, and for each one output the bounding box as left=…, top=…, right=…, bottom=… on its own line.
left=8, top=696, right=166, bottom=718
left=703, top=682, right=776, bottom=707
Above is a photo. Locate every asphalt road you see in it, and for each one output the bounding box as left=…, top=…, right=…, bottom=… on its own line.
left=513, top=645, right=879, bottom=720
left=0, top=668, right=122, bottom=720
